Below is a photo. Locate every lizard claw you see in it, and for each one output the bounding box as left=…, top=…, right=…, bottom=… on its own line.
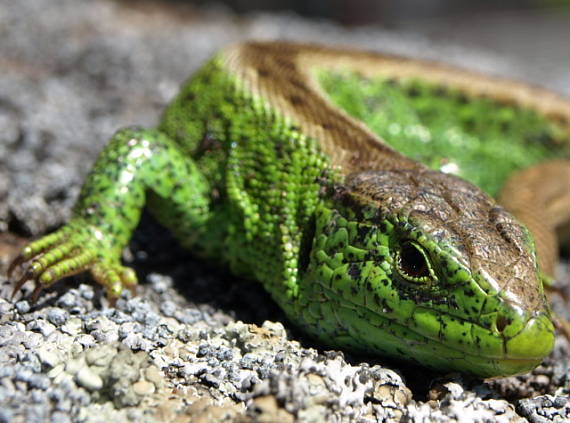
left=11, top=269, right=34, bottom=300
left=8, top=221, right=138, bottom=302
left=7, top=253, right=26, bottom=280
left=31, top=283, right=45, bottom=304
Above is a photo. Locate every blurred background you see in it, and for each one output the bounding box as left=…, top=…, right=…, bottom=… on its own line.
left=125, top=0, right=570, bottom=93
left=173, top=0, right=570, bottom=26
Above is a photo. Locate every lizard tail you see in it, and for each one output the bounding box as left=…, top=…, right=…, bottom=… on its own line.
left=499, top=159, right=570, bottom=278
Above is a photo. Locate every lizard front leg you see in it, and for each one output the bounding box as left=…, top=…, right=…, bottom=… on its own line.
left=9, top=127, right=210, bottom=300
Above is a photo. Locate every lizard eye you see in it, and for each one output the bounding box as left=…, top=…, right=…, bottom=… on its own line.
left=395, top=241, right=436, bottom=284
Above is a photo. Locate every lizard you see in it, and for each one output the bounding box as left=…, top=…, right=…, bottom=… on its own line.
left=8, top=41, right=570, bottom=378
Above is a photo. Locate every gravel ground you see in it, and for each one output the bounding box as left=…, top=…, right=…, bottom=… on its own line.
left=1, top=1, right=570, bottom=422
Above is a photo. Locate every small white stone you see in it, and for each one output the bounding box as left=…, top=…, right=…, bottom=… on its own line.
left=75, top=334, right=96, bottom=348
left=61, top=318, right=82, bottom=336
left=47, top=364, right=65, bottom=379
left=133, top=380, right=155, bottom=396
left=65, top=357, right=86, bottom=375
left=75, top=366, right=103, bottom=391
left=37, top=346, right=62, bottom=368
left=85, top=344, right=118, bottom=367
left=144, top=366, right=162, bottom=386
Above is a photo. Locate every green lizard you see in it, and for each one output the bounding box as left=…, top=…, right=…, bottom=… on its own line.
left=9, top=42, right=570, bottom=378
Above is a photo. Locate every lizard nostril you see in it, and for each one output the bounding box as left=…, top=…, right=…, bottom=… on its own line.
left=496, top=314, right=511, bottom=334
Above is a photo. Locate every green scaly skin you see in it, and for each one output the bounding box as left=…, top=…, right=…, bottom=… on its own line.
left=318, top=70, right=570, bottom=197
left=10, top=45, right=563, bottom=378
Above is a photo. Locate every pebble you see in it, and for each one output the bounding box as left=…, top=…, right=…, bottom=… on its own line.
left=148, top=273, right=171, bottom=293
left=132, top=380, right=155, bottom=396
left=61, top=318, right=82, bottom=336
left=21, top=332, right=44, bottom=349
left=144, top=366, right=162, bottom=386
left=55, top=293, right=79, bottom=309
left=47, top=364, right=65, bottom=379
left=518, top=395, right=570, bottom=422
left=85, top=344, right=117, bottom=367
left=37, top=346, right=62, bottom=368
left=79, top=285, right=95, bottom=300
left=87, top=317, right=119, bottom=343
left=47, top=309, right=69, bottom=326
left=160, top=300, right=177, bottom=317
left=0, top=300, right=13, bottom=316
left=201, top=373, right=221, bottom=388
left=75, top=367, right=103, bottom=391
left=65, top=357, right=86, bottom=375
left=27, top=320, right=56, bottom=337
left=75, top=334, right=96, bottom=348
left=122, top=332, right=151, bottom=350
left=15, top=301, right=30, bottom=314
left=28, top=374, right=50, bottom=390
left=51, top=411, right=72, bottom=423
left=175, top=308, right=203, bottom=325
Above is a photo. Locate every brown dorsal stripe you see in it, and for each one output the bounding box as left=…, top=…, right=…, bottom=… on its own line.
left=220, top=41, right=570, bottom=175
left=220, top=42, right=419, bottom=174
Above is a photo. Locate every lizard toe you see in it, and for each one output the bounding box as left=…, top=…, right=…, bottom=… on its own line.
left=12, top=249, right=98, bottom=302
left=92, top=263, right=138, bottom=299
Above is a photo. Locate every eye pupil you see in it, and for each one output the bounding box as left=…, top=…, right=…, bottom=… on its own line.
left=398, top=242, right=430, bottom=279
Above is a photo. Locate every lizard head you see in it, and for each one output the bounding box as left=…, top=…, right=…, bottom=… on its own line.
left=304, top=169, right=554, bottom=377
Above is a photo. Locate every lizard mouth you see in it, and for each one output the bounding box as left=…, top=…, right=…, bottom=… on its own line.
left=427, top=312, right=555, bottom=378
left=317, top=284, right=555, bottom=377
left=500, top=313, right=555, bottom=359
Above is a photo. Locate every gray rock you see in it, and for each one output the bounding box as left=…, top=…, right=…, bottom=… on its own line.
left=27, top=319, right=56, bottom=337
left=518, top=395, right=570, bottom=423
left=15, top=301, right=31, bottom=314
left=47, top=309, right=69, bottom=326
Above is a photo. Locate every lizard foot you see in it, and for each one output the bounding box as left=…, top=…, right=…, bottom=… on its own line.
left=8, top=222, right=137, bottom=302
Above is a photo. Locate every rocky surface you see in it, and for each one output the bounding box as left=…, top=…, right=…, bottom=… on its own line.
left=1, top=0, right=570, bottom=421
